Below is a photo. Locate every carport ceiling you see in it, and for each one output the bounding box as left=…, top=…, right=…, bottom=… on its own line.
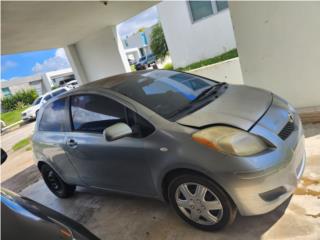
left=1, top=1, right=158, bottom=54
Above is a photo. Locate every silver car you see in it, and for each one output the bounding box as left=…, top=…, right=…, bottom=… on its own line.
left=32, top=70, right=305, bottom=231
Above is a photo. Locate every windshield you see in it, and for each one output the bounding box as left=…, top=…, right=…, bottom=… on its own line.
left=32, top=97, right=42, bottom=106
left=111, top=70, right=219, bottom=119
left=139, top=56, right=146, bottom=61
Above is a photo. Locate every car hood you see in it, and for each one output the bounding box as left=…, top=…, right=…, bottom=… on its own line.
left=177, top=85, right=273, bottom=131
left=22, top=105, right=39, bottom=114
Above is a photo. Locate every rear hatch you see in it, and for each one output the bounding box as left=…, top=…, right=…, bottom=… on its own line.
left=177, top=85, right=273, bottom=131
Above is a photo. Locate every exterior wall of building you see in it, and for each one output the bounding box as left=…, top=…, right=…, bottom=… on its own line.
left=0, top=69, right=74, bottom=99
left=157, top=1, right=236, bottom=68
left=124, top=48, right=141, bottom=63
left=68, top=26, right=130, bottom=83
left=189, top=58, right=243, bottom=85
left=1, top=75, right=44, bottom=99
left=122, top=26, right=154, bottom=57
left=229, top=1, right=320, bottom=108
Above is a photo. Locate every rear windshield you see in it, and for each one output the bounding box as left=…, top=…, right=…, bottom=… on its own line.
left=111, top=70, right=218, bottom=119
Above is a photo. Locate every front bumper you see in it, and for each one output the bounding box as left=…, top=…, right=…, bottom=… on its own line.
left=22, top=113, right=35, bottom=121
left=229, top=137, right=305, bottom=216
left=222, top=100, right=306, bottom=216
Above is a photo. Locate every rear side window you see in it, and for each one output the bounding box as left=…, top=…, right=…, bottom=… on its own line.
left=39, top=98, right=66, bottom=132
left=70, top=94, right=126, bottom=133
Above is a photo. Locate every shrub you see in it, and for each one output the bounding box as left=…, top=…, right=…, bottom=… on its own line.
left=150, top=23, right=169, bottom=60
left=163, top=63, right=174, bottom=70
left=1, top=89, right=38, bottom=112
left=177, top=49, right=238, bottom=71
left=15, top=101, right=27, bottom=110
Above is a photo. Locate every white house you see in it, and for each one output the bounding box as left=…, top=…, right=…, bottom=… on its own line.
left=1, top=68, right=74, bottom=98
left=122, top=26, right=155, bottom=63
left=157, top=0, right=236, bottom=68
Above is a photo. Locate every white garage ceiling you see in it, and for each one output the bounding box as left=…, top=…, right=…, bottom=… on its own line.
left=1, top=1, right=157, bottom=54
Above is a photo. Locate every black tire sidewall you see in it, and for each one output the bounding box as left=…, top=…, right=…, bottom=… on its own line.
left=168, top=174, right=236, bottom=231
left=40, top=164, right=75, bottom=198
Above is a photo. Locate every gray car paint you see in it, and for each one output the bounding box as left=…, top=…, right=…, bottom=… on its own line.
left=177, top=85, right=272, bottom=130
left=32, top=70, right=305, bottom=216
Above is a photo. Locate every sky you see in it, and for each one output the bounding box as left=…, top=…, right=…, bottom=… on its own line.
left=117, top=6, right=159, bottom=38
left=1, top=6, right=158, bottom=81
left=1, top=48, right=70, bottom=81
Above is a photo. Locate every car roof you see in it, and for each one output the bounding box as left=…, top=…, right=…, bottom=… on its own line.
left=77, top=70, right=155, bottom=90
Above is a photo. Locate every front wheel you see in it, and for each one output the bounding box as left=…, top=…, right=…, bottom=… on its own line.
left=40, top=164, right=76, bottom=198
left=168, top=174, right=237, bottom=231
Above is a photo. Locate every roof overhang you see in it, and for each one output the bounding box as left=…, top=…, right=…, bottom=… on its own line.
left=1, top=1, right=158, bottom=55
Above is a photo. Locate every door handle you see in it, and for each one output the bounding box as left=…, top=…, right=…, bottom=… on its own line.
left=66, top=139, right=78, bottom=148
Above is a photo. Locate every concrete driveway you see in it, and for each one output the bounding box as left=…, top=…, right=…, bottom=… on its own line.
left=1, top=121, right=35, bottom=152
left=2, top=124, right=318, bottom=240
left=1, top=121, right=35, bottom=182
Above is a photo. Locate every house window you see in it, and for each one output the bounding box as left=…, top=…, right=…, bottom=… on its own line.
left=188, top=1, right=228, bottom=23
left=216, top=1, right=228, bottom=12
left=188, top=1, right=214, bottom=22
left=2, top=87, right=11, bottom=97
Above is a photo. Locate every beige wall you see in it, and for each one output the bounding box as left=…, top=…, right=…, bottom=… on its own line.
left=229, top=1, right=320, bottom=108
left=189, top=58, right=244, bottom=85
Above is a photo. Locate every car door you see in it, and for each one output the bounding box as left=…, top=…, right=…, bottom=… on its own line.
left=33, top=97, right=80, bottom=184
left=64, top=93, right=157, bottom=196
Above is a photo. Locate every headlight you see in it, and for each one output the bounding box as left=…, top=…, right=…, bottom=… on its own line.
left=192, top=126, right=269, bottom=156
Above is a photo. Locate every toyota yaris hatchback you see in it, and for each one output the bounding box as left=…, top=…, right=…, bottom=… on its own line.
left=33, top=70, right=305, bottom=231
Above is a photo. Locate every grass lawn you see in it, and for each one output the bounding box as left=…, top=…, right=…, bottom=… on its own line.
left=0, top=106, right=28, bottom=126
left=12, top=137, right=31, bottom=151
left=177, top=49, right=238, bottom=71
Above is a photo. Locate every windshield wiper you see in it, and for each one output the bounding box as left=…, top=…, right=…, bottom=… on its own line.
left=191, top=82, right=227, bottom=103
left=166, top=82, right=227, bottom=119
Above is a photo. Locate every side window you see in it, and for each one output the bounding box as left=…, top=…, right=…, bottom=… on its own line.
left=70, top=94, right=126, bottom=133
left=127, top=109, right=155, bottom=138
left=39, top=98, right=66, bottom=132
left=44, top=94, right=52, bottom=101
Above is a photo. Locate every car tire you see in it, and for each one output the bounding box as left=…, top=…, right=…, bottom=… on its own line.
left=168, top=174, right=237, bottom=231
left=40, top=164, right=76, bottom=198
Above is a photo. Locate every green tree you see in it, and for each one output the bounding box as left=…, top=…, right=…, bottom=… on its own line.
left=150, top=24, right=168, bottom=60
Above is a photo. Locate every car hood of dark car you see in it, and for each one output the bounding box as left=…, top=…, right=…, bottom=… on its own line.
left=176, top=85, right=273, bottom=131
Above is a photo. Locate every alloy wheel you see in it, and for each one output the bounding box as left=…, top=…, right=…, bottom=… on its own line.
left=175, top=182, right=223, bottom=225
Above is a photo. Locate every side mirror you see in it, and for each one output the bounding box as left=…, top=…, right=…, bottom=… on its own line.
left=103, top=123, right=132, bottom=141
left=1, top=149, right=8, bottom=164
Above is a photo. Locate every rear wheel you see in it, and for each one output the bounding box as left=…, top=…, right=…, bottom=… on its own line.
left=40, top=164, right=75, bottom=198
left=168, top=174, right=237, bottom=231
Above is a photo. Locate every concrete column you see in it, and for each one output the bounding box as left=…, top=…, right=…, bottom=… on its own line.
left=229, top=1, right=320, bottom=108
left=64, top=44, right=89, bottom=85
left=65, top=26, right=130, bottom=84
